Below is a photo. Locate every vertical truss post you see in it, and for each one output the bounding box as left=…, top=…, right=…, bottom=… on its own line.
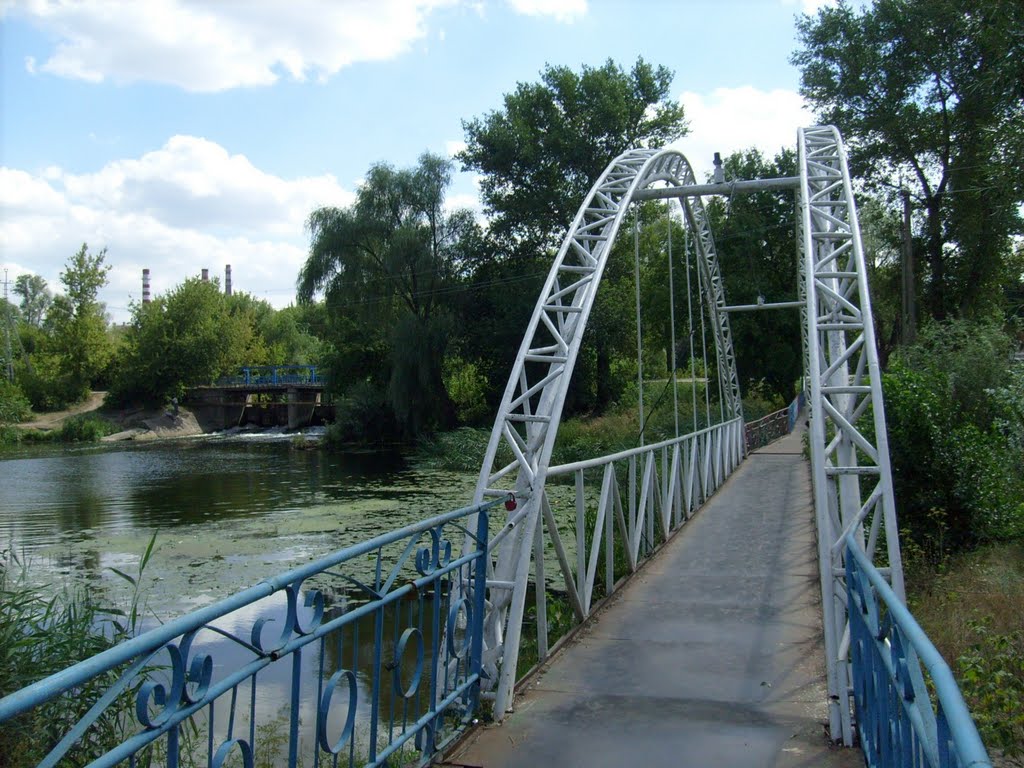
left=798, top=126, right=905, bottom=745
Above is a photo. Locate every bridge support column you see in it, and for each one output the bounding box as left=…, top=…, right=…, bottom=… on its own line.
left=286, top=387, right=318, bottom=430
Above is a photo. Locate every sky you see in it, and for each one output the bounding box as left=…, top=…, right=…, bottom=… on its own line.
left=1, top=0, right=832, bottom=323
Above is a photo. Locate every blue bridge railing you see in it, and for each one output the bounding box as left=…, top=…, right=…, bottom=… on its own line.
left=0, top=502, right=495, bottom=768
left=217, top=365, right=322, bottom=388
left=846, top=535, right=992, bottom=768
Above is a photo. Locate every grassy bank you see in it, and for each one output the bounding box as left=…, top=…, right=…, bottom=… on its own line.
left=0, top=413, right=118, bottom=447
left=907, top=544, right=1024, bottom=763
left=417, top=381, right=785, bottom=472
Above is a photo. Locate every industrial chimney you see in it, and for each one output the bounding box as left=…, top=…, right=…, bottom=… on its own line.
left=142, top=268, right=151, bottom=304
left=201, top=268, right=209, bottom=282
left=225, top=264, right=232, bottom=296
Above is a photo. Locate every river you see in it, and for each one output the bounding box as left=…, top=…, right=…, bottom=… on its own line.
left=1, top=430, right=487, bottom=617
left=2, top=430, right=587, bottom=762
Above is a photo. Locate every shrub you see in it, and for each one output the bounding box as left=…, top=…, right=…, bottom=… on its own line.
left=324, top=380, right=400, bottom=447
left=0, top=378, right=32, bottom=424
left=957, top=622, right=1024, bottom=764
left=58, top=414, right=116, bottom=443
left=443, top=356, right=490, bottom=426
left=881, top=321, right=1024, bottom=560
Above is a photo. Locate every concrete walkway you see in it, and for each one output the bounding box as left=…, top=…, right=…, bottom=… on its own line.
left=448, top=430, right=863, bottom=768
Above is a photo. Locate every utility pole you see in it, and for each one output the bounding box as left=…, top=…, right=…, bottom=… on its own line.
left=2, top=270, right=13, bottom=381
left=901, top=189, right=917, bottom=345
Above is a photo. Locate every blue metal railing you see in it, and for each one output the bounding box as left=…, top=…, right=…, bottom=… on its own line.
left=217, top=365, right=322, bottom=387
left=845, top=535, right=992, bottom=768
left=0, top=502, right=495, bottom=768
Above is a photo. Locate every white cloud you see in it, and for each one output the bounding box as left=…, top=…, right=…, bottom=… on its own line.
left=671, top=87, right=813, bottom=182
left=445, top=140, right=467, bottom=157
left=1, top=136, right=354, bottom=320
left=6, top=0, right=458, bottom=92
left=505, top=0, right=586, bottom=23
left=780, top=0, right=838, bottom=14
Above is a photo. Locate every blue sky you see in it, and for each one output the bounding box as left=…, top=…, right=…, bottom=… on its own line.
left=1, top=0, right=827, bottom=322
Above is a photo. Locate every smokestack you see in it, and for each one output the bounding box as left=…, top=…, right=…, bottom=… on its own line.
left=142, top=268, right=151, bottom=304
left=201, top=268, right=209, bottom=282
left=225, top=264, right=232, bottom=296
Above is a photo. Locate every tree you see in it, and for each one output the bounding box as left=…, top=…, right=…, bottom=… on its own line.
left=13, top=274, right=52, bottom=327
left=705, top=149, right=803, bottom=402
left=297, top=153, right=480, bottom=436
left=44, top=244, right=113, bottom=405
left=793, top=0, right=1024, bottom=320
left=108, top=279, right=264, bottom=406
left=460, top=57, right=688, bottom=259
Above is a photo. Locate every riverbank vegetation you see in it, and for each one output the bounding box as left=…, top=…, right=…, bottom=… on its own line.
left=0, top=544, right=150, bottom=767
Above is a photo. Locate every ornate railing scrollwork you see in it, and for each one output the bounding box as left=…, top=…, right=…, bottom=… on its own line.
left=0, top=501, right=496, bottom=768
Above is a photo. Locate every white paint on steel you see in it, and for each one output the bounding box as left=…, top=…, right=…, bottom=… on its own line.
left=472, top=148, right=743, bottom=717
left=465, top=128, right=904, bottom=743
left=798, top=126, right=904, bottom=745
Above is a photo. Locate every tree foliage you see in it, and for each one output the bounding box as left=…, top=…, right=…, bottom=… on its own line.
left=13, top=275, right=51, bottom=328
left=793, top=0, right=1024, bottom=319
left=460, top=57, right=688, bottom=259
left=107, top=279, right=265, bottom=406
left=706, top=149, right=802, bottom=402
left=23, top=245, right=114, bottom=408
left=298, top=153, right=480, bottom=436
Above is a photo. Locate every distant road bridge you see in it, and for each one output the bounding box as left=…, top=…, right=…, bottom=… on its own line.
left=186, top=365, right=332, bottom=430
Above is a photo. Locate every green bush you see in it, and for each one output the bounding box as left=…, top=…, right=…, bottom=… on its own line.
left=957, top=621, right=1024, bottom=764
left=881, top=321, right=1024, bottom=560
left=0, top=378, right=32, bottom=424
left=58, top=414, right=116, bottom=443
left=324, top=380, right=400, bottom=447
left=443, top=356, right=490, bottom=426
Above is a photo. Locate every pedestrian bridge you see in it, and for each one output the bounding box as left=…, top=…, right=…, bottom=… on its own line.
left=0, top=127, right=993, bottom=767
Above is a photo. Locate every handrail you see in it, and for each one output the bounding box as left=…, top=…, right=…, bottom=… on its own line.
left=845, top=535, right=992, bottom=768
left=0, top=500, right=499, bottom=768
left=547, top=417, right=743, bottom=476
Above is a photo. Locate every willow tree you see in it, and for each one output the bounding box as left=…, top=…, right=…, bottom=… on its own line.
left=298, top=153, right=480, bottom=436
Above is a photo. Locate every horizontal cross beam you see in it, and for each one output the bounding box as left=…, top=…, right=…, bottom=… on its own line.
left=632, top=176, right=801, bottom=201
left=724, top=300, right=804, bottom=313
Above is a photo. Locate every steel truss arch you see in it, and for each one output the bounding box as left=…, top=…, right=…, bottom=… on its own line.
left=798, top=125, right=905, bottom=745
left=471, top=147, right=742, bottom=717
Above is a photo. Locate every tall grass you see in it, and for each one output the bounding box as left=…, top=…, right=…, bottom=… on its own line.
left=0, top=537, right=155, bottom=767
left=907, top=542, right=1024, bottom=764
left=0, top=413, right=117, bottom=447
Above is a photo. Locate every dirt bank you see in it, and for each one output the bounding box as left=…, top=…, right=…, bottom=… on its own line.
left=19, top=391, right=108, bottom=429
left=17, top=391, right=205, bottom=441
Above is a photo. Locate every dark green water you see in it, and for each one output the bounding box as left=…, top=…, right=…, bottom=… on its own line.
left=0, top=432, right=480, bottom=616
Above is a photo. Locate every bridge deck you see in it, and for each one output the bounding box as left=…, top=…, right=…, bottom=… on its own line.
left=451, top=430, right=862, bottom=768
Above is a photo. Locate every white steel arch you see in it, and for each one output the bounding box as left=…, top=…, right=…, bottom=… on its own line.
left=798, top=126, right=904, bottom=744
left=471, top=147, right=742, bottom=717
left=466, top=128, right=904, bottom=743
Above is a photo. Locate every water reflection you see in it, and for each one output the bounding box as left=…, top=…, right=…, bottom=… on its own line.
left=0, top=439, right=479, bottom=617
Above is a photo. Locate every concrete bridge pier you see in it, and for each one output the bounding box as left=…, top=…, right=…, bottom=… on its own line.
left=286, top=387, right=320, bottom=430
left=189, top=389, right=250, bottom=431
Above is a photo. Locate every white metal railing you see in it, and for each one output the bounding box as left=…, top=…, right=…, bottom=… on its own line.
left=525, top=417, right=744, bottom=657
